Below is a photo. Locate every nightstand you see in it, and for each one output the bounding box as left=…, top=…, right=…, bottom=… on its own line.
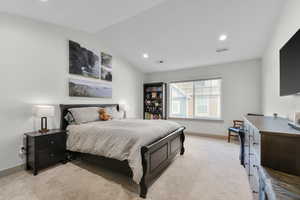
left=24, top=129, right=67, bottom=175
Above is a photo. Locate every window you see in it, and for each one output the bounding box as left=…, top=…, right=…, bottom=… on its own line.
left=169, top=78, right=221, bottom=119
left=171, top=101, right=181, bottom=114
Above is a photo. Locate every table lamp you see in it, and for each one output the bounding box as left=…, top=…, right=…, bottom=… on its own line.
left=34, top=105, right=55, bottom=133
left=119, top=103, right=129, bottom=119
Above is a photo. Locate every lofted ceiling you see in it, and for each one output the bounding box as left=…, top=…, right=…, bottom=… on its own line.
left=97, top=0, right=285, bottom=72
left=0, top=0, right=285, bottom=73
left=0, top=0, right=168, bottom=33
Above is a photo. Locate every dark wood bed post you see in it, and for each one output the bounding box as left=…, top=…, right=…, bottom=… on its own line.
left=140, top=146, right=149, bottom=198
left=180, top=132, right=185, bottom=155
left=139, top=128, right=185, bottom=198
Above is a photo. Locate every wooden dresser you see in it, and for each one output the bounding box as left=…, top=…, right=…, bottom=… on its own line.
left=243, top=116, right=300, bottom=200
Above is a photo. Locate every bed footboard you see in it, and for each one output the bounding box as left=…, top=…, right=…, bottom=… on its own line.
left=140, top=127, right=185, bottom=198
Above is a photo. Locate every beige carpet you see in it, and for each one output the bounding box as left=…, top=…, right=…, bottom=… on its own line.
left=0, top=135, right=253, bottom=200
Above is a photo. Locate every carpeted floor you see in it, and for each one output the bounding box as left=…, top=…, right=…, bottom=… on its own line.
left=0, top=135, right=253, bottom=200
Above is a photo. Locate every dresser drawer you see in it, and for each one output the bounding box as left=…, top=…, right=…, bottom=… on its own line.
left=36, top=134, right=66, bottom=150
left=37, top=149, right=65, bottom=169
left=249, top=164, right=260, bottom=193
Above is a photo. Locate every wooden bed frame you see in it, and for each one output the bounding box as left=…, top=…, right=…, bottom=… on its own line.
left=60, top=104, right=185, bottom=198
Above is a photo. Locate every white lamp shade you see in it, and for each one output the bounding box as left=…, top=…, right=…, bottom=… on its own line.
left=33, top=105, right=55, bottom=117
left=119, top=104, right=129, bottom=111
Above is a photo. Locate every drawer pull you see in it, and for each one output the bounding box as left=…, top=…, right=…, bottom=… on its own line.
left=50, top=140, right=54, bottom=144
left=253, top=142, right=259, bottom=145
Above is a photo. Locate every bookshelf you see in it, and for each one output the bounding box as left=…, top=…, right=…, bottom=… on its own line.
left=144, top=82, right=167, bottom=120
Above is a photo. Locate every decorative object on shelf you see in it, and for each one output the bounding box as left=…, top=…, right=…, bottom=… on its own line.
left=101, top=52, right=112, bottom=82
left=69, top=78, right=112, bottom=98
left=69, top=40, right=100, bottom=79
left=33, top=105, right=55, bottom=133
left=144, top=82, right=167, bottom=120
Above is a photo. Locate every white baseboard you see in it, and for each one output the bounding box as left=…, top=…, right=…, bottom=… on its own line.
left=185, top=131, right=227, bottom=140
left=0, top=164, right=25, bottom=178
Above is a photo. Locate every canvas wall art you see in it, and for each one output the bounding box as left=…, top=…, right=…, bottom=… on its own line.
left=101, top=52, right=112, bottom=82
left=69, top=40, right=100, bottom=79
left=69, top=78, right=112, bottom=98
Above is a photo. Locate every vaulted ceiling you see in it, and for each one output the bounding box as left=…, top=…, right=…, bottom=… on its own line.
left=97, top=0, right=285, bottom=72
left=0, top=0, right=168, bottom=32
left=0, top=0, right=285, bottom=72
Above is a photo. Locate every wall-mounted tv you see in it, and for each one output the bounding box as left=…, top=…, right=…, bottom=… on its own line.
left=280, top=29, right=300, bottom=96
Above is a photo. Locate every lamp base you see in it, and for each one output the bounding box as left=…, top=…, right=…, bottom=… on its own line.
left=39, top=117, right=49, bottom=134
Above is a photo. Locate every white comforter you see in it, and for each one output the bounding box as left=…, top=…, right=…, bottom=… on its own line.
left=66, top=119, right=181, bottom=183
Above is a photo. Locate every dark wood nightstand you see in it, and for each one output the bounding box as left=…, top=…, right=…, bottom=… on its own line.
left=24, top=129, right=67, bottom=175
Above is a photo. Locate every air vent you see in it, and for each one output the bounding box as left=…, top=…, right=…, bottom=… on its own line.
left=216, top=48, right=229, bottom=53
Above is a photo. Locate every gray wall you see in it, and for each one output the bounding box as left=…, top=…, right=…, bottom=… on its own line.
left=145, top=59, right=262, bottom=136
left=0, top=13, right=144, bottom=171
left=262, top=0, right=300, bottom=117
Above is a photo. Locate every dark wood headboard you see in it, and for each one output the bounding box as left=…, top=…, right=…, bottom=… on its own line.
left=60, top=104, right=119, bottom=130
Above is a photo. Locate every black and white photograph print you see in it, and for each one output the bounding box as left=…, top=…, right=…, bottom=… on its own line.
left=69, top=78, right=112, bottom=98
left=101, top=52, right=112, bottom=82
left=69, top=40, right=100, bottom=79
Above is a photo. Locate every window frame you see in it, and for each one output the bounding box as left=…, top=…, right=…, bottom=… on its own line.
left=168, top=77, right=222, bottom=121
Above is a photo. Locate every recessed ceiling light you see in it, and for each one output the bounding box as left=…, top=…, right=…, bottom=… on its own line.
left=143, top=53, right=149, bottom=59
left=40, top=0, right=48, bottom=2
left=219, top=34, right=227, bottom=41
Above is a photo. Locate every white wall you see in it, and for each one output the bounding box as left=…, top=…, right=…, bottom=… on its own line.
left=145, top=59, right=262, bottom=136
left=262, top=0, right=300, bottom=117
left=0, top=13, right=144, bottom=171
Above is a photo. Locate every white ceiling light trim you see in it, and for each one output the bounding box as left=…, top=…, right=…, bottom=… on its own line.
left=219, top=34, right=227, bottom=41
left=143, top=53, right=149, bottom=59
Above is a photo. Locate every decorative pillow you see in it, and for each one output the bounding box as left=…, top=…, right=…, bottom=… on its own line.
left=112, top=109, right=125, bottom=120
left=68, top=107, right=100, bottom=124
left=64, top=112, right=76, bottom=125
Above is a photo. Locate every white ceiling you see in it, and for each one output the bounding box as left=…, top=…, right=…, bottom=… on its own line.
left=0, top=0, right=168, bottom=33
left=0, top=0, right=285, bottom=73
left=97, top=0, right=285, bottom=72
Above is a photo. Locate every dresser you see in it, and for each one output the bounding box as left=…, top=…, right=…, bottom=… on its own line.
left=243, top=116, right=300, bottom=199
left=25, top=129, right=67, bottom=175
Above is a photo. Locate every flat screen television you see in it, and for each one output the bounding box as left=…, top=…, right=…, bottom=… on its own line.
left=280, top=29, right=300, bottom=96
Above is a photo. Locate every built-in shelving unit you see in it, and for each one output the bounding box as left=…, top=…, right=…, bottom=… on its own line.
left=143, top=82, right=167, bottom=120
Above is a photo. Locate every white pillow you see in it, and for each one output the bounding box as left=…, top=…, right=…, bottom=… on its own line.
left=68, top=107, right=100, bottom=124
left=105, top=106, right=117, bottom=116
left=112, top=109, right=125, bottom=120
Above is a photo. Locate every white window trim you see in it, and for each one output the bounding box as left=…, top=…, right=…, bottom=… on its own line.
left=168, top=78, right=222, bottom=121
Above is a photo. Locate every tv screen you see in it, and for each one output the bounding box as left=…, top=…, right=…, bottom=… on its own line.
left=280, top=29, right=300, bottom=96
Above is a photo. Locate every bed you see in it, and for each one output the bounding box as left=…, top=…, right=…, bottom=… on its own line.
left=60, top=104, right=185, bottom=198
